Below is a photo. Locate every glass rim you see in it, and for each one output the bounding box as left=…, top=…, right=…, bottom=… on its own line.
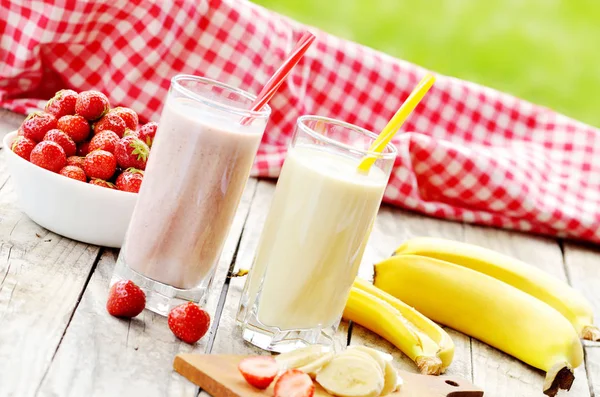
left=171, top=74, right=271, bottom=119
left=296, top=115, right=398, bottom=159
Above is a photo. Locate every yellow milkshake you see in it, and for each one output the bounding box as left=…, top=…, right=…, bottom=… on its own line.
left=250, top=145, right=388, bottom=330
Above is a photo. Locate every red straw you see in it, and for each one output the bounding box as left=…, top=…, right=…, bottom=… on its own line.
left=241, top=31, right=315, bottom=125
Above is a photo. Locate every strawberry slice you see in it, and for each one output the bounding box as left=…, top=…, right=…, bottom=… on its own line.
left=238, top=356, right=279, bottom=390
left=274, top=369, right=315, bottom=397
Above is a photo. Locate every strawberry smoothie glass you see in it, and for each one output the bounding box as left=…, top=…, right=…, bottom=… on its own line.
left=112, top=75, right=271, bottom=316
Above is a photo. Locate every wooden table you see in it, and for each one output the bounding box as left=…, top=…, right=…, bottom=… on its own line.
left=0, top=109, right=598, bottom=397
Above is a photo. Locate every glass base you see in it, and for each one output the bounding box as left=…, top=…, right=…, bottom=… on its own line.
left=112, top=254, right=210, bottom=317
left=240, top=312, right=339, bottom=353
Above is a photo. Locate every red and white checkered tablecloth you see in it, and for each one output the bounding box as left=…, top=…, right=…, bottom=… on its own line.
left=1, top=0, right=599, bottom=243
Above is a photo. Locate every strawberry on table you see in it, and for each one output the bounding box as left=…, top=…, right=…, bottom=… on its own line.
left=45, top=89, right=78, bottom=118
left=44, top=129, right=77, bottom=157
left=274, top=369, right=315, bottom=397
left=57, top=115, right=90, bottom=143
left=30, top=141, right=66, bottom=173
left=112, top=107, right=138, bottom=131
left=89, top=130, right=120, bottom=153
left=22, top=111, right=57, bottom=142
left=115, top=136, right=149, bottom=170
left=116, top=168, right=144, bottom=193
left=238, top=356, right=278, bottom=390
left=75, top=90, right=110, bottom=120
left=11, top=136, right=36, bottom=160
left=168, top=302, right=210, bottom=344
left=106, top=280, right=146, bottom=318
left=66, top=155, right=85, bottom=169
left=59, top=165, right=86, bottom=182
left=89, top=179, right=116, bottom=189
left=94, top=112, right=127, bottom=137
left=138, top=122, right=158, bottom=148
left=84, top=150, right=117, bottom=180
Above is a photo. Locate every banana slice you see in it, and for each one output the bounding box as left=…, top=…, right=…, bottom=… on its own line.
left=275, top=345, right=330, bottom=371
left=316, top=355, right=384, bottom=397
left=297, top=351, right=335, bottom=378
left=381, top=361, right=402, bottom=395
left=346, top=346, right=387, bottom=375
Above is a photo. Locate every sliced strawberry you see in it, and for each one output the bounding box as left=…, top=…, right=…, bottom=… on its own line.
left=274, top=369, right=314, bottom=397
left=238, top=356, right=279, bottom=390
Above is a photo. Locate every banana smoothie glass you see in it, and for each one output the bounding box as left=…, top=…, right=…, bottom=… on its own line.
left=238, top=116, right=397, bottom=352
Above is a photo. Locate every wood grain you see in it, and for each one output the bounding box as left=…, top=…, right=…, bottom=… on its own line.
left=463, top=226, right=591, bottom=397
left=0, top=207, right=101, bottom=397
left=38, top=180, right=258, bottom=397
left=563, top=241, right=600, bottom=396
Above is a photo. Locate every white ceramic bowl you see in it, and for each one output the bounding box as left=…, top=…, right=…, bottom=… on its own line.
left=3, top=131, right=137, bottom=248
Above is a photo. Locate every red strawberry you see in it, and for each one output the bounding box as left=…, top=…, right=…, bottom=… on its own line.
left=30, top=141, right=66, bottom=173
left=274, top=370, right=314, bottom=397
left=114, top=136, right=149, bottom=170
left=167, top=302, right=211, bottom=344
left=66, top=155, right=85, bottom=169
left=112, top=107, right=139, bottom=131
left=11, top=136, right=36, bottom=160
left=57, top=115, right=90, bottom=143
left=59, top=165, right=86, bottom=182
left=94, top=112, right=127, bottom=137
left=22, top=111, right=57, bottom=142
left=138, top=122, right=158, bottom=148
left=106, top=280, right=146, bottom=318
left=84, top=150, right=116, bottom=180
left=75, top=90, right=110, bottom=120
left=45, top=89, right=78, bottom=118
left=77, top=141, right=91, bottom=156
left=116, top=168, right=144, bottom=193
left=89, top=130, right=120, bottom=153
left=44, top=129, right=77, bottom=157
left=89, top=179, right=116, bottom=189
left=238, top=356, right=278, bottom=390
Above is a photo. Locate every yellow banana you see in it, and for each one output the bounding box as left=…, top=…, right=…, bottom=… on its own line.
left=374, top=255, right=583, bottom=397
left=394, top=237, right=599, bottom=341
left=352, top=278, right=454, bottom=371
left=343, top=283, right=454, bottom=375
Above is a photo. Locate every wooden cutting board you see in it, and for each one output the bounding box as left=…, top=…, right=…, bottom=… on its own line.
left=174, top=354, right=484, bottom=397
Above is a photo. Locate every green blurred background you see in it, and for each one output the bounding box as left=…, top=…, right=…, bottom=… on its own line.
left=253, top=0, right=600, bottom=127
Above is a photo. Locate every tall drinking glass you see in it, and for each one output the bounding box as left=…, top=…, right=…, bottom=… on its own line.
left=113, top=75, right=271, bottom=315
left=238, top=115, right=397, bottom=352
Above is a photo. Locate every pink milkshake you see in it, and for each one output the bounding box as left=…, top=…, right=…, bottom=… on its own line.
left=113, top=75, right=270, bottom=315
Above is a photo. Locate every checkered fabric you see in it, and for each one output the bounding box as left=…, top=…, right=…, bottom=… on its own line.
left=1, top=0, right=599, bottom=243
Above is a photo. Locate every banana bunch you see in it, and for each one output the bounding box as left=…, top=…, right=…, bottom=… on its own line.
left=374, top=253, right=584, bottom=397
left=394, top=237, right=600, bottom=341
left=276, top=345, right=402, bottom=397
left=342, top=278, right=454, bottom=375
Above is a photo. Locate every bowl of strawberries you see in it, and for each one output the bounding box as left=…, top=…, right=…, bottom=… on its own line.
left=3, top=89, right=159, bottom=248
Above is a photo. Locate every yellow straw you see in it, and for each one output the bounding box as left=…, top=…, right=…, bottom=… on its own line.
left=357, top=73, right=436, bottom=173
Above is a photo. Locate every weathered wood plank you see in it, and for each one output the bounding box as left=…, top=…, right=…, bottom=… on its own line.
left=38, top=180, right=258, bottom=396
left=563, top=242, right=600, bottom=396
left=463, top=226, right=591, bottom=397
left=0, top=206, right=101, bottom=397
left=0, top=110, right=25, bottom=205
